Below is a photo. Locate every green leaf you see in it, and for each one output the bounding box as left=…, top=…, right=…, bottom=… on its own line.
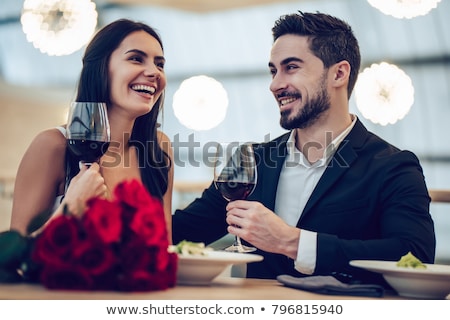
left=0, top=230, right=29, bottom=268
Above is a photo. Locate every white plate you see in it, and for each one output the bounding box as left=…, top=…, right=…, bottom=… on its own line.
left=176, top=250, right=263, bottom=285
left=350, top=260, right=450, bottom=299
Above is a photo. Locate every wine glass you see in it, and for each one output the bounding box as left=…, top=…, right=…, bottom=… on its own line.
left=66, top=102, right=110, bottom=167
left=213, top=143, right=257, bottom=253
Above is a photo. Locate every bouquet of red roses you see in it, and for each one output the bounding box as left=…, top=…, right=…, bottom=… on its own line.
left=29, top=179, right=177, bottom=291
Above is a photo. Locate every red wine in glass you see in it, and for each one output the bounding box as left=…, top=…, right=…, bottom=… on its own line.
left=214, top=143, right=257, bottom=253
left=66, top=102, right=110, bottom=166
left=214, top=181, right=256, bottom=201
left=66, top=140, right=110, bottom=164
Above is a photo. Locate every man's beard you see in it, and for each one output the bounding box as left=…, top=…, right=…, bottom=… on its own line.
left=280, top=81, right=331, bottom=130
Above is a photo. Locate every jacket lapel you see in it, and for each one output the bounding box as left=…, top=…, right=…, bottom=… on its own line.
left=299, top=119, right=368, bottom=222
left=252, top=132, right=289, bottom=211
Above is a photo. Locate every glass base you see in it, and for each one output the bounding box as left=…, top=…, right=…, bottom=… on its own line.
left=224, top=244, right=256, bottom=253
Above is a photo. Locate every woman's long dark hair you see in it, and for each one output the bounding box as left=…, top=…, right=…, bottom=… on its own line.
left=66, top=19, right=170, bottom=200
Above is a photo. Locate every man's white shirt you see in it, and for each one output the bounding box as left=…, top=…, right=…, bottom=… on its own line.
left=274, top=115, right=357, bottom=274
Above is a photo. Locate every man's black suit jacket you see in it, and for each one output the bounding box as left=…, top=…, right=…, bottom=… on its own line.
left=172, top=119, right=436, bottom=285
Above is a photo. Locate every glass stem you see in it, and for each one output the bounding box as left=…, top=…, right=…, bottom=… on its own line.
left=235, top=236, right=245, bottom=252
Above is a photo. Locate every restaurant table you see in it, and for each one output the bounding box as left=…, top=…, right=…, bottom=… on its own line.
left=0, top=276, right=404, bottom=300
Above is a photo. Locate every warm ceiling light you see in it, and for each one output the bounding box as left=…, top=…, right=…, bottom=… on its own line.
left=21, top=0, right=98, bottom=56
left=367, top=0, right=441, bottom=19
left=173, top=75, right=229, bottom=131
left=354, top=62, right=414, bottom=126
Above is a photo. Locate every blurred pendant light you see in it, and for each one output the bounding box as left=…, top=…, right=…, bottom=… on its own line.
left=173, top=75, right=229, bottom=131
left=367, top=0, right=441, bottom=19
left=354, top=62, right=414, bottom=126
left=21, top=0, right=98, bottom=56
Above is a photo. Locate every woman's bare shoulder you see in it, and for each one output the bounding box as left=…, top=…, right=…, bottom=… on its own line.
left=25, top=127, right=67, bottom=158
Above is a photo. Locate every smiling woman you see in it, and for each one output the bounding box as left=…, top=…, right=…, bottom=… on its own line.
left=10, top=19, right=174, bottom=247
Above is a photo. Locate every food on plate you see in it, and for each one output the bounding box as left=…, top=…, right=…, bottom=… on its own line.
left=396, top=251, right=427, bottom=269
left=169, top=240, right=213, bottom=256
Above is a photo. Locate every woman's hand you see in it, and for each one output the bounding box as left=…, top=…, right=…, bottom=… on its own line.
left=62, top=163, right=107, bottom=216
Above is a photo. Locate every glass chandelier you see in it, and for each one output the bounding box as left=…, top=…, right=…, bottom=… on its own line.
left=367, top=0, right=441, bottom=19
left=354, top=62, right=414, bottom=126
left=173, top=75, right=229, bottom=131
left=21, top=0, right=98, bottom=56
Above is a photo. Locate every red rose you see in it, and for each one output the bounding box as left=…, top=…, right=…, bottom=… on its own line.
left=31, top=179, right=176, bottom=292
left=73, top=239, right=116, bottom=276
left=32, top=215, right=81, bottom=265
left=83, top=197, right=122, bottom=244
left=165, top=252, right=178, bottom=287
left=118, top=270, right=171, bottom=292
left=115, top=179, right=154, bottom=209
left=122, top=252, right=177, bottom=291
left=130, top=207, right=167, bottom=246
left=91, top=269, right=119, bottom=291
left=118, top=237, right=152, bottom=271
left=154, top=245, right=171, bottom=271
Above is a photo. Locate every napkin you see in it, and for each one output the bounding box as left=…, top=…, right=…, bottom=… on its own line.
left=277, top=275, right=384, bottom=297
